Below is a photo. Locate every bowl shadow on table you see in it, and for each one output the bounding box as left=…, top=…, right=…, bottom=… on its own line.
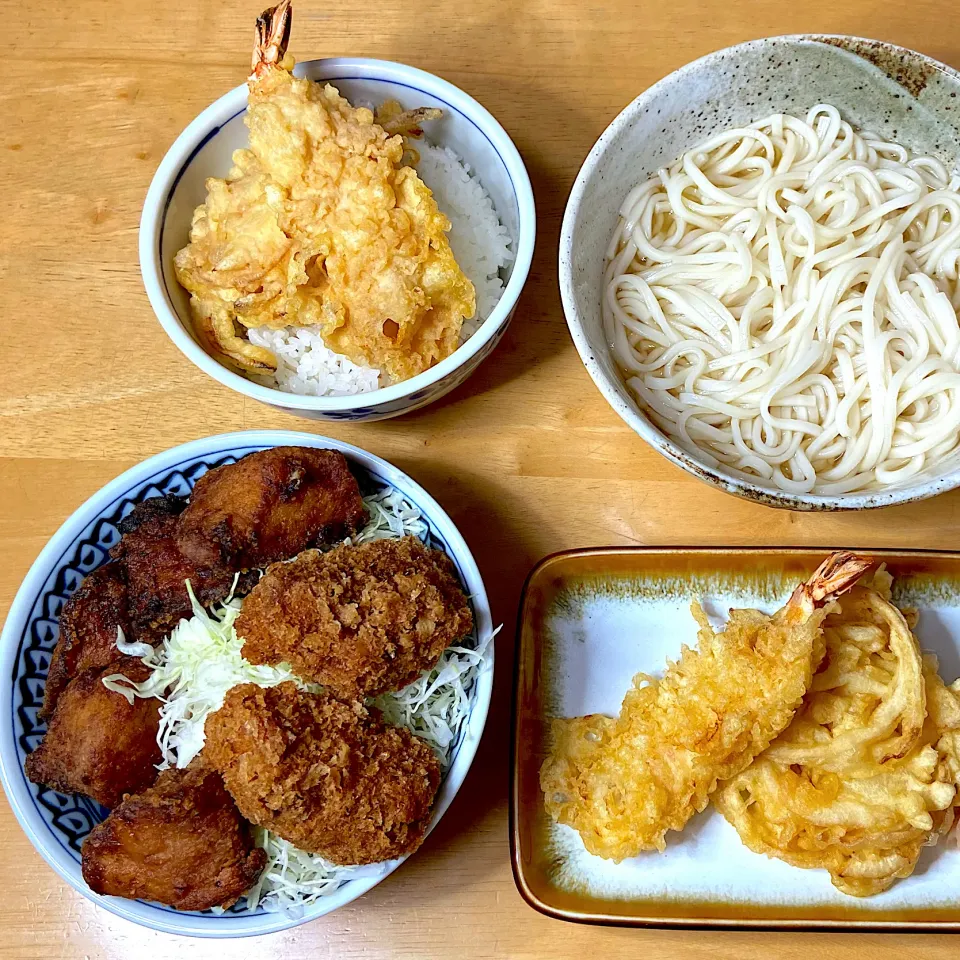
left=788, top=480, right=960, bottom=530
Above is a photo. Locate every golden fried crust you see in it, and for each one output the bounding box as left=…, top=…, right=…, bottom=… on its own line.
left=111, top=511, right=238, bottom=640
left=173, top=65, right=474, bottom=382
left=236, top=536, right=473, bottom=698
left=26, top=661, right=162, bottom=808
left=176, top=447, right=367, bottom=571
left=42, top=562, right=131, bottom=719
left=204, top=682, right=440, bottom=865
left=81, top=763, right=266, bottom=911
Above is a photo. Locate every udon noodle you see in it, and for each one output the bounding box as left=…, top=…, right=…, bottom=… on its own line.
left=603, top=104, right=960, bottom=495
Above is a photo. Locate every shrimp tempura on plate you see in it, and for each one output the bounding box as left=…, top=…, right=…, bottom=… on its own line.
left=174, top=0, right=475, bottom=381
left=540, top=552, right=872, bottom=860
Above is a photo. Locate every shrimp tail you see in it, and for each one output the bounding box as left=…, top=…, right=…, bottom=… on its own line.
left=250, top=0, right=292, bottom=85
left=787, top=551, right=873, bottom=619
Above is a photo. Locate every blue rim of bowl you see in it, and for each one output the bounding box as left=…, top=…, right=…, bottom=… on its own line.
left=0, top=430, right=494, bottom=937
left=139, top=57, right=536, bottom=412
left=558, top=34, right=960, bottom=511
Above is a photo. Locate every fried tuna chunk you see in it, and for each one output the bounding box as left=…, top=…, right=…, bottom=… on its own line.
left=236, top=536, right=473, bottom=698
left=204, top=682, right=440, bottom=864
left=82, top=763, right=266, bottom=910
left=26, top=661, right=162, bottom=808
left=42, top=562, right=131, bottom=718
left=111, top=498, right=237, bottom=641
left=177, top=447, right=366, bottom=571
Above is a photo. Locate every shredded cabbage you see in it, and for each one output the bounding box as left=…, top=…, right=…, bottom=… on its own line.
left=103, top=584, right=314, bottom=770
left=101, top=487, right=492, bottom=915
left=242, top=828, right=389, bottom=916
left=347, top=487, right=428, bottom=544
left=374, top=634, right=494, bottom=767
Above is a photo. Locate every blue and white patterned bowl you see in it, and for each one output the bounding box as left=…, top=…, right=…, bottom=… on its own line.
left=0, top=431, right=494, bottom=937
left=139, top=58, right=536, bottom=422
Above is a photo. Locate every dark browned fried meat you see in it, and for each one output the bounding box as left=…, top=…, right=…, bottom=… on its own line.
left=236, top=536, right=473, bottom=698
left=81, top=762, right=266, bottom=910
left=177, top=447, right=367, bottom=571
left=111, top=509, right=238, bottom=641
left=204, top=682, right=440, bottom=865
left=26, top=661, right=161, bottom=808
left=118, top=494, right=188, bottom=535
left=42, top=562, right=131, bottom=719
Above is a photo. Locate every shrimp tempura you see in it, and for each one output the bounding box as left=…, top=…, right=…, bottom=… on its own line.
left=540, top=552, right=872, bottom=860
left=174, top=1, right=475, bottom=381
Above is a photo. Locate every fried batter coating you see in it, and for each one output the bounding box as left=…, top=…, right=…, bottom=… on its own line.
left=42, top=562, right=130, bottom=719
left=717, top=578, right=960, bottom=898
left=204, top=682, right=440, bottom=864
left=236, top=536, right=472, bottom=698
left=173, top=0, right=474, bottom=382
left=118, top=494, right=188, bottom=535
left=82, top=763, right=266, bottom=910
left=177, top=447, right=366, bottom=572
left=111, top=508, right=237, bottom=640
left=26, top=661, right=162, bottom=808
left=541, top=552, right=872, bottom=859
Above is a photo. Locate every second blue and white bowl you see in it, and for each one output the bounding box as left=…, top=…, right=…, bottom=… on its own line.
left=140, top=59, right=535, bottom=422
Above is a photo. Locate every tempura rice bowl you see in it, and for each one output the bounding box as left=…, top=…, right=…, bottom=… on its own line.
left=141, top=58, right=535, bottom=422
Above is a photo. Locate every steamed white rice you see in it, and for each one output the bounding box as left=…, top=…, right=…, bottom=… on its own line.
left=248, top=142, right=514, bottom=397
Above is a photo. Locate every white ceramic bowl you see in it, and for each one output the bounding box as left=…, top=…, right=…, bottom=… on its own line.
left=140, top=59, right=535, bottom=422
left=0, top=430, right=494, bottom=937
left=560, top=35, right=960, bottom=510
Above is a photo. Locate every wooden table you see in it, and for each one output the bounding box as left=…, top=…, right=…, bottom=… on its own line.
left=4, top=0, right=960, bottom=956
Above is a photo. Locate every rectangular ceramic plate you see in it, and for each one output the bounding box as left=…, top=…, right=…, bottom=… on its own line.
left=511, top=547, right=960, bottom=930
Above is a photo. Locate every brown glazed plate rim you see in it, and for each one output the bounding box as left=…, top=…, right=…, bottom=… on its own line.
left=510, top=546, right=960, bottom=931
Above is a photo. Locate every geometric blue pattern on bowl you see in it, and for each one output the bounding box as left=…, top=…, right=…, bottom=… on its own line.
left=1, top=430, right=493, bottom=938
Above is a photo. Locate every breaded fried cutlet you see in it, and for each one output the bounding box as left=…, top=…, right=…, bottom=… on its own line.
left=26, top=661, right=162, bottom=808
left=204, top=682, right=440, bottom=864
left=177, top=447, right=367, bottom=571
left=236, top=536, right=473, bottom=698
left=82, top=762, right=266, bottom=910
left=42, top=562, right=131, bottom=719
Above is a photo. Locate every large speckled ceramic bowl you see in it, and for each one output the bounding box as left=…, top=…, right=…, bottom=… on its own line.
left=141, top=59, right=535, bottom=422
left=560, top=35, right=960, bottom=510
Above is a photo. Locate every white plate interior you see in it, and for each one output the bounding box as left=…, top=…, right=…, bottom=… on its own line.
left=543, top=570, right=960, bottom=912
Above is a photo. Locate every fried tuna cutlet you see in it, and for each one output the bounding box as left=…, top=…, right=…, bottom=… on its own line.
left=42, top=562, right=131, bottom=719
left=111, top=504, right=238, bottom=641
left=204, top=682, right=440, bottom=864
left=176, top=447, right=367, bottom=572
left=82, top=762, right=266, bottom=910
left=26, top=661, right=162, bottom=808
left=236, top=536, right=473, bottom=698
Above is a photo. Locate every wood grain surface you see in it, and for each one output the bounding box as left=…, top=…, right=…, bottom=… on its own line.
left=3, top=0, right=960, bottom=955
